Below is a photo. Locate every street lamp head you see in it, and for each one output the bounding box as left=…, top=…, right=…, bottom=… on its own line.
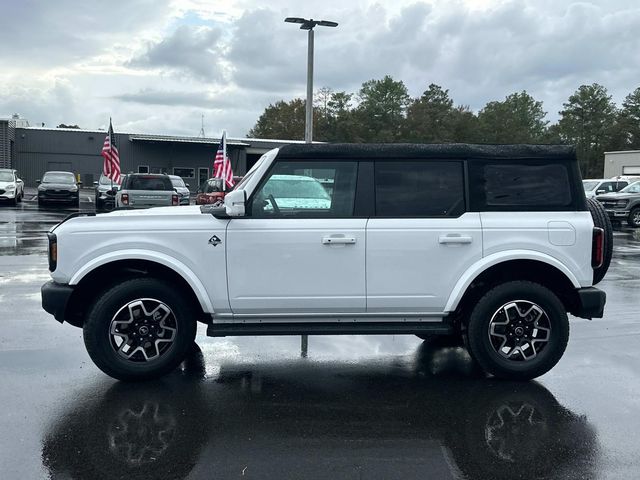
left=284, top=17, right=339, bottom=30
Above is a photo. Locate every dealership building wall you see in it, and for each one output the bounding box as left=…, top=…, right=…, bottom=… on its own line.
left=10, top=127, right=298, bottom=190
left=603, top=150, right=640, bottom=178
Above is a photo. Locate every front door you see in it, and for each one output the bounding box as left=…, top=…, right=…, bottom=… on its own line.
left=226, top=159, right=365, bottom=315
left=366, top=160, right=482, bottom=313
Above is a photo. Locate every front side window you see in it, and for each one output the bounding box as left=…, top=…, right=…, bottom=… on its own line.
left=375, top=161, right=465, bottom=217
left=471, top=162, right=572, bottom=210
left=249, top=161, right=357, bottom=217
left=621, top=181, right=640, bottom=194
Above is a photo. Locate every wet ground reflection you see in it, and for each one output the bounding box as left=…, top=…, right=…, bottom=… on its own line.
left=42, top=341, right=598, bottom=480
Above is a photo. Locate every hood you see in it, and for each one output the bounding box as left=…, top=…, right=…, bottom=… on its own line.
left=597, top=192, right=638, bottom=201
left=103, top=205, right=203, bottom=216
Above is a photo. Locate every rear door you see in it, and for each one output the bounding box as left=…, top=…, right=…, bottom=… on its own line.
left=366, top=160, right=482, bottom=313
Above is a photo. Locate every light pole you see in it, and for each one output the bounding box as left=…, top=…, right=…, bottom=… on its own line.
left=285, top=17, right=338, bottom=143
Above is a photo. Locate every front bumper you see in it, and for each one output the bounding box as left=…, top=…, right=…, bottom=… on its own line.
left=604, top=209, right=629, bottom=218
left=39, top=191, right=79, bottom=203
left=41, top=281, right=74, bottom=323
left=571, top=287, right=606, bottom=319
left=0, top=189, right=16, bottom=199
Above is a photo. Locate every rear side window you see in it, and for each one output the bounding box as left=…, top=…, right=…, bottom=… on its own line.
left=125, top=175, right=173, bottom=191
left=375, top=161, right=465, bottom=217
left=470, top=162, right=573, bottom=210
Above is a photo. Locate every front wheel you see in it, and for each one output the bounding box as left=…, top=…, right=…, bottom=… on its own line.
left=83, top=278, right=197, bottom=381
left=628, top=207, right=640, bottom=228
left=466, top=281, right=569, bottom=380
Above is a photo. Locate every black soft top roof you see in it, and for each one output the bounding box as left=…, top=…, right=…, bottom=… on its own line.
left=277, top=143, right=576, bottom=161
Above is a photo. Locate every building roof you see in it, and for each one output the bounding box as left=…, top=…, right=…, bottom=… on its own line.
left=604, top=150, right=640, bottom=155
left=129, top=134, right=250, bottom=147
left=277, top=143, right=576, bottom=160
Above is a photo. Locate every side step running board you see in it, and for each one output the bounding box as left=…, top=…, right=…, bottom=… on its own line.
left=207, top=322, right=454, bottom=337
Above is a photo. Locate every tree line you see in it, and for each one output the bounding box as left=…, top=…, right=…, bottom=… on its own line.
left=249, top=76, right=640, bottom=178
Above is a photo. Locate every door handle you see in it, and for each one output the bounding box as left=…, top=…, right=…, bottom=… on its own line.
left=439, top=234, right=473, bottom=244
left=322, top=236, right=356, bottom=245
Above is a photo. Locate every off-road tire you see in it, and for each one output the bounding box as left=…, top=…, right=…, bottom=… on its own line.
left=83, top=278, right=197, bottom=381
left=628, top=206, right=640, bottom=228
left=587, top=197, right=613, bottom=284
left=466, top=281, right=569, bottom=380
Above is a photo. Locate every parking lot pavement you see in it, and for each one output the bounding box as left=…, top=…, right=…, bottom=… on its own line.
left=1, top=205, right=640, bottom=479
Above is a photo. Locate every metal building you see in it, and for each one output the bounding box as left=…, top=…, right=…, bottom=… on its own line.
left=10, top=127, right=303, bottom=189
left=603, top=150, right=640, bottom=178
left=0, top=119, right=16, bottom=169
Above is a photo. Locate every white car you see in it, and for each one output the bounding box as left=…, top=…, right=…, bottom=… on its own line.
left=42, top=144, right=610, bottom=381
left=583, top=178, right=628, bottom=198
left=0, top=168, right=24, bottom=205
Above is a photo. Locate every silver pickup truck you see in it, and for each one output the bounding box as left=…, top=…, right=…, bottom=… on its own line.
left=115, top=173, right=180, bottom=209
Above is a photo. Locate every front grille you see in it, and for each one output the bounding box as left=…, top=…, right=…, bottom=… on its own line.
left=600, top=201, right=618, bottom=208
left=0, top=189, right=5, bottom=195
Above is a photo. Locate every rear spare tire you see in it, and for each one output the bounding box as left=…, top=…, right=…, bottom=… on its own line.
left=586, top=198, right=612, bottom=284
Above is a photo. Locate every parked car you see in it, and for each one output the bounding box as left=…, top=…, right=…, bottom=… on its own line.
left=0, top=168, right=24, bottom=205
left=583, top=178, right=628, bottom=198
left=195, top=178, right=225, bottom=205
left=37, top=171, right=81, bottom=207
left=169, top=175, right=191, bottom=205
left=42, top=143, right=610, bottom=382
left=596, top=180, right=640, bottom=227
left=93, top=174, right=123, bottom=211
left=115, top=173, right=179, bottom=209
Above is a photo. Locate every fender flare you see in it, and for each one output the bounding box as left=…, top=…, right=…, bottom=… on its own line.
left=444, top=250, right=581, bottom=312
left=69, top=249, right=214, bottom=313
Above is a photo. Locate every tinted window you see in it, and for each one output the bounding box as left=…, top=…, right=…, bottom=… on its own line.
left=375, top=161, right=465, bottom=217
left=472, top=162, right=571, bottom=209
left=125, top=175, right=173, bottom=191
left=249, top=161, right=357, bottom=217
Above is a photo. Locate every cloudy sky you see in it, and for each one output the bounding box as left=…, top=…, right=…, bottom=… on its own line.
left=1, top=0, right=639, bottom=137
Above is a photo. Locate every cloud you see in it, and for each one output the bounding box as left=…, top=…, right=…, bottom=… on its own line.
left=128, top=24, right=226, bottom=80
left=3, top=0, right=640, bottom=134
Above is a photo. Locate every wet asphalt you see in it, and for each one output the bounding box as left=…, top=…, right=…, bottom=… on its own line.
left=1, top=196, right=640, bottom=479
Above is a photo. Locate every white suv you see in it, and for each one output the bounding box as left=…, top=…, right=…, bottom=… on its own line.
left=41, top=144, right=610, bottom=381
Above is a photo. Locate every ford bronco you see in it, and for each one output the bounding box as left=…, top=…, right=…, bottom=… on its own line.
left=41, top=144, right=610, bottom=381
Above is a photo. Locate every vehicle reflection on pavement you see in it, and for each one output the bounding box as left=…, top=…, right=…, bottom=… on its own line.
left=42, top=339, right=598, bottom=480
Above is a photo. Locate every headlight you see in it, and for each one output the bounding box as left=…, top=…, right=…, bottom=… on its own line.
left=617, top=200, right=629, bottom=207
left=5, top=185, right=15, bottom=191
left=69, top=186, right=78, bottom=192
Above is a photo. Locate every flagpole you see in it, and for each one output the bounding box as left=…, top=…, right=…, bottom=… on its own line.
left=222, top=130, right=227, bottom=192
left=109, top=117, right=113, bottom=192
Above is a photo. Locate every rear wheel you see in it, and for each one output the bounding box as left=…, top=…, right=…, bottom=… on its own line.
left=83, top=278, right=197, bottom=381
left=466, top=281, right=569, bottom=380
left=587, top=198, right=613, bottom=284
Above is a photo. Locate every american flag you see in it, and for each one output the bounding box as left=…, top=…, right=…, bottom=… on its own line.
left=101, top=118, right=121, bottom=184
left=213, top=131, right=234, bottom=190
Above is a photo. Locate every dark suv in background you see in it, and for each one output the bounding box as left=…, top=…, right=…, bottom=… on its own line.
left=37, top=171, right=81, bottom=207
left=597, top=181, right=640, bottom=227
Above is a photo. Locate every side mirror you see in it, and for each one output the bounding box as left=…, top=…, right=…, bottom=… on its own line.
left=224, top=189, right=246, bottom=217
left=36, top=179, right=41, bottom=184
left=596, top=189, right=606, bottom=195
left=93, top=181, right=98, bottom=187
left=77, top=181, right=83, bottom=186
left=185, top=183, right=190, bottom=188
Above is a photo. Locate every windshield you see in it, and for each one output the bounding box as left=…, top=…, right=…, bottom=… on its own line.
left=202, top=179, right=223, bottom=193
left=0, top=171, right=13, bottom=182
left=583, top=181, right=599, bottom=191
left=170, top=176, right=186, bottom=188
left=125, top=175, right=173, bottom=191
left=620, top=181, right=640, bottom=194
left=42, top=172, right=75, bottom=184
